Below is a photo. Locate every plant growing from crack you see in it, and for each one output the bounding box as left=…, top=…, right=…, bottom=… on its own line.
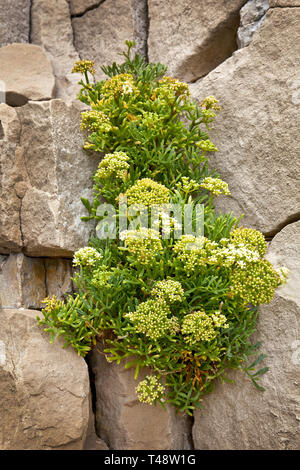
left=37, top=42, right=288, bottom=415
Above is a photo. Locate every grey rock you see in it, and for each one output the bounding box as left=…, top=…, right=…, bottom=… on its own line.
left=0, top=0, right=30, bottom=47
left=237, top=0, right=269, bottom=48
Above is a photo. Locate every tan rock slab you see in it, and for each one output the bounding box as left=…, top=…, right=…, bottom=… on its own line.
left=16, top=99, right=98, bottom=257
left=0, top=308, right=90, bottom=449
left=148, top=0, right=245, bottom=82
left=193, top=221, right=300, bottom=449
left=0, top=104, right=24, bottom=252
left=72, top=0, right=135, bottom=81
left=0, top=43, right=55, bottom=106
left=90, top=351, right=192, bottom=450
left=31, top=0, right=82, bottom=104
left=70, top=0, right=99, bottom=16
left=190, top=8, right=300, bottom=234
left=0, top=254, right=45, bottom=309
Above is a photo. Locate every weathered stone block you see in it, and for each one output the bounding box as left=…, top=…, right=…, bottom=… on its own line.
left=90, top=351, right=192, bottom=450
left=190, top=8, right=300, bottom=234
left=193, top=221, right=300, bottom=449
left=0, top=309, right=90, bottom=449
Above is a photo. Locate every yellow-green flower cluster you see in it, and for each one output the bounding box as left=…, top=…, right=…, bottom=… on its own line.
left=207, top=240, right=260, bottom=269
left=157, top=76, right=190, bottom=98
left=81, top=110, right=112, bottom=133
left=201, top=95, right=221, bottom=111
left=120, top=228, right=163, bottom=265
left=91, top=269, right=114, bottom=287
left=151, top=279, right=184, bottom=303
left=102, top=73, right=137, bottom=97
left=125, top=178, right=170, bottom=207
left=200, top=177, right=230, bottom=196
left=72, top=59, right=95, bottom=75
left=125, top=299, right=173, bottom=339
left=174, top=235, right=218, bottom=273
left=230, top=259, right=282, bottom=305
left=94, top=151, right=129, bottom=180
left=140, top=111, right=164, bottom=130
left=42, top=295, right=63, bottom=312
left=196, top=139, right=218, bottom=152
left=176, top=177, right=200, bottom=194
left=230, top=228, right=267, bottom=257
left=73, top=247, right=103, bottom=267
left=210, top=311, right=229, bottom=328
left=136, top=376, right=165, bottom=405
left=182, top=310, right=228, bottom=345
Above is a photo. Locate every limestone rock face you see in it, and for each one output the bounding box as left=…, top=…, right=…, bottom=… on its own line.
left=0, top=254, right=73, bottom=309
left=237, top=0, right=269, bottom=48
left=190, top=8, right=300, bottom=234
left=270, top=0, right=300, bottom=5
left=70, top=0, right=99, bottom=16
left=148, top=0, right=245, bottom=83
left=0, top=0, right=30, bottom=47
left=0, top=104, right=24, bottom=252
left=0, top=309, right=90, bottom=449
left=16, top=99, right=98, bottom=257
left=0, top=254, right=45, bottom=309
left=0, top=44, right=55, bottom=106
left=31, top=0, right=82, bottom=104
left=193, top=221, right=300, bottom=450
left=90, top=351, right=192, bottom=450
left=72, top=0, right=135, bottom=81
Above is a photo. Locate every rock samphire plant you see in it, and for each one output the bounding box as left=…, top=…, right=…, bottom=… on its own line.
left=38, top=42, right=288, bottom=415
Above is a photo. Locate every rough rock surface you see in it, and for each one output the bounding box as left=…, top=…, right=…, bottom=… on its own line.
left=70, top=0, right=101, bottom=16
left=190, top=8, right=300, bottom=234
left=270, top=0, right=300, bottom=5
left=90, top=351, right=192, bottom=450
left=44, top=258, right=73, bottom=300
left=84, top=393, right=109, bottom=450
left=193, top=220, right=300, bottom=450
left=0, top=254, right=73, bottom=309
left=0, top=104, right=24, bottom=252
left=16, top=99, right=98, bottom=257
left=0, top=309, right=90, bottom=449
left=237, top=0, right=269, bottom=48
left=31, top=0, right=81, bottom=104
left=148, top=0, right=245, bottom=83
left=0, top=254, right=45, bottom=309
left=0, top=0, right=30, bottom=47
left=72, top=0, right=135, bottom=81
left=0, top=44, right=55, bottom=106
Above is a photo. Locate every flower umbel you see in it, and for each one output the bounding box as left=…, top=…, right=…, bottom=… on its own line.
left=73, top=247, right=103, bottom=267
left=125, top=178, right=170, bottom=207
left=136, top=376, right=165, bottom=405
left=94, top=151, right=129, bottom=180
left=72, top=59, right=95, bottom=75
left=200, top=177, right=230, bottom=196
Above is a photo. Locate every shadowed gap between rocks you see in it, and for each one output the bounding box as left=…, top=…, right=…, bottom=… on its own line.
left=70, top=0, right=107, bottom=18
left=131, top=0, right=149, bottom=61
left=177, top=9, right=242, bottom=84
left=264, top=211, right=300, bottom=240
